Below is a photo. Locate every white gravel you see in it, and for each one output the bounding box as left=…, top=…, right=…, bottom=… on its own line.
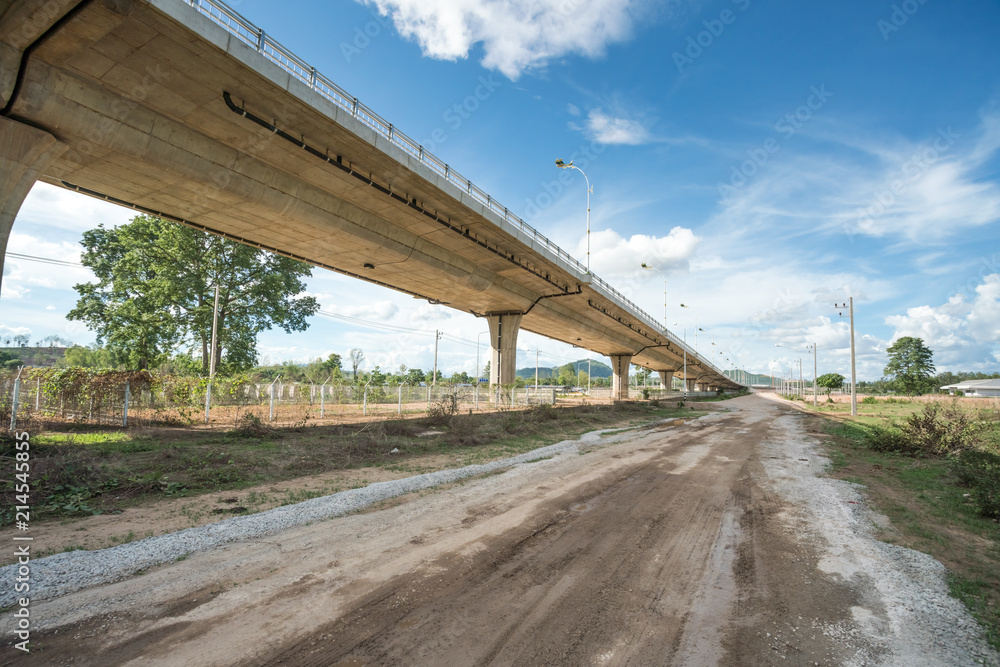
left=760, top=408, right=1000, bottom=667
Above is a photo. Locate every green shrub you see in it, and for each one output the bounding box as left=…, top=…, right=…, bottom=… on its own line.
left=900, top=403, right=982, bottom=457
left=952, top=450, right=1000, bottom=517
left=862, top=396, right=878, bottom=405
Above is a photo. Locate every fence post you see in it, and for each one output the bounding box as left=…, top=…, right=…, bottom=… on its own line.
left=475, top=383, right=478, bottom=410
left=35, top=378, right=40, bottom=412
left=363, top=386, right=368, bottom=416
left=426, top=384, right=431, bottom=407
left=398, top=384, right=402, bottom=415
left=269, top=383, right=275, bottom=422
left=9, top=375, right=21, bottom=431
left=123, top=380, right=130, bottom=428
left=204, top=379, right=211, bottom=424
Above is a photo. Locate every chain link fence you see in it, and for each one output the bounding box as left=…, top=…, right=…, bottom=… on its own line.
left=2, top=370, right=562, bottom=430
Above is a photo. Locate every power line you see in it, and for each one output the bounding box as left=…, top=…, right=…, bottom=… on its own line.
left=4, top=252, right=83, bottom=268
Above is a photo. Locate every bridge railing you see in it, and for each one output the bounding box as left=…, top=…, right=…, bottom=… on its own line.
left=183, top=0, right=733, bottom=383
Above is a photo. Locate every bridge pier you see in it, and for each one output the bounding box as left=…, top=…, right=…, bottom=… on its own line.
left=609, top=354, right=633, bottom=401
left=685, top=378, right=697, bottom=393
left=0, top=117, right=66, bottom=299
left=658, top=370, right=670, bottom=390
left=486, top=313, right=522, bottom=387
left=656, top=364, right=682, bottom=391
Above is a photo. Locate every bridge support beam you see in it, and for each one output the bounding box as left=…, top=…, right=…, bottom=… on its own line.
left=0, top=117, right=66, bottom=300
left=685, top=378, right=697, bottom=393
left=610, top=354, right=633, bottom=401
left=658, top=370, right=670, bottom=390
left=486, top=313, right=522, bottom=387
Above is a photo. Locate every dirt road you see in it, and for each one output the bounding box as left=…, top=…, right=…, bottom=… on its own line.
left=19, top=395, right=999, bottom=665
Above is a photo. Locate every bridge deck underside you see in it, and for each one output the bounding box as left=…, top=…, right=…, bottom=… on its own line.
left=2, top=0, right=736, bottom=388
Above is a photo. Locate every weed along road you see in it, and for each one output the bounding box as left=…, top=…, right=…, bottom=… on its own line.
left=17, top=396, right=999, bottom=666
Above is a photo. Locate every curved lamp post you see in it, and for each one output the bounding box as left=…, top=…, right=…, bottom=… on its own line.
left=555, top=159, right=592, bottom=273
left=640, top=263, right=667, bottom=328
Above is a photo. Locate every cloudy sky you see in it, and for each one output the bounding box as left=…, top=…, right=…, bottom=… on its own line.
left=3, top=0, right=999, bottom=381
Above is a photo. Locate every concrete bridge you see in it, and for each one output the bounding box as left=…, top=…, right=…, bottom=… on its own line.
left=0, top=0, right=741, bottom=397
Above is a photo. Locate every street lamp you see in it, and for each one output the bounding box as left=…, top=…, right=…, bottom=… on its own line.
left=640, top=263, right=667, bottom=328
left=555, top=159, right=592, bottom=273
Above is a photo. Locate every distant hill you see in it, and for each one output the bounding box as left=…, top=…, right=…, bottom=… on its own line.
left=516, top=358, right=612, bottom=380
left=0, top=346, right=70, bottom=368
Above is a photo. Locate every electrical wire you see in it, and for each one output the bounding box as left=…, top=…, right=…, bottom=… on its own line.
left=4, top=252, right=83, bottom=267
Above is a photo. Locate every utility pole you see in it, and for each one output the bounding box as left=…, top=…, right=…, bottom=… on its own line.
left=209, top=285, right=220, bottom=377
left=535, top=349, right=539, bottom=393
left=812, top=343, right=818, bottom=407
left=433, top=329, right=442, bottom=386
left=836, top=298, right=857, bottom=416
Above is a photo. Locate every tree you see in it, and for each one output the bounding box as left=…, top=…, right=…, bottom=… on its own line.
left=347, top=348, right=365, bottom=382
left=404, top=368, right=425, bottom=385
left=884, top=336, right=936, bottom=395
left=0, top=349, right=22, bottom=368
left=12, top=334, right=30, bottom=347
left=69, top=215, right=317, bottom=371
left=55, top=344, right=117, bottom=369
left=816, top=373, right=845, bottom=395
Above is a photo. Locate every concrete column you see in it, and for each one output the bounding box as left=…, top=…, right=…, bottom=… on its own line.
left=0, top=117, right=66, bottom=299
left=685, top=378, right=697, bottom=392
left=487, top=313, right=522, bottom=387
left=658, top=370, right=670, bottom=390
left=609, top=354, right=633, bottom=401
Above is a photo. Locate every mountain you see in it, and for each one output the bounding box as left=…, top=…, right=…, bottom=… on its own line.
left=515, top=359, right=612, bottom=380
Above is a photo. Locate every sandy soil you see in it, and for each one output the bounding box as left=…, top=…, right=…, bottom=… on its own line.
left=11, top=395, right=997, bottom=666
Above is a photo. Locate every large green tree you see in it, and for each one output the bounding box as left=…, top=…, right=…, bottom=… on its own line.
left=883, top=336, right=936, bottom=395
left=69, top=215, right=319, bottom=371
left=816, top=372, right=845, bottom=395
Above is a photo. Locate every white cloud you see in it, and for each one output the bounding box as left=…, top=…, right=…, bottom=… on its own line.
left=590, top=226, right=699, bottom=279
left=582, top=108, right=652, bottom=145
left=714, top=111, right=1000, bottom=246
left=0, top=324, right=31, bottom=337
left=361, top=0, right=637, bottom=79
left=340, top=301, right=400, bottom=320
left=883, top=273, right=1000, bottom=370
left=2, top=232, right=92, bottom=294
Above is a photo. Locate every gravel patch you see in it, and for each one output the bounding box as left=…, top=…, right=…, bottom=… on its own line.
left=761, top=411, right=1000, bottom=667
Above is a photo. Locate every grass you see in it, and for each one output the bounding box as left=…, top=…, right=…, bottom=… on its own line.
left=1, top=400, right=698, bottom=524
left=819, top=411, right=1000, bottom=651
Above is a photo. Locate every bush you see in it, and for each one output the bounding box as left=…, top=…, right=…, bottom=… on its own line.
left=952, top=450, right=1000, bottom=517
left=900, top=403, right=982, bottom=457
left=862, top=396, right=878, bottom=405
left=858, top=422, right=913, bottom=454
left=826, top=397, right=834, bottom=403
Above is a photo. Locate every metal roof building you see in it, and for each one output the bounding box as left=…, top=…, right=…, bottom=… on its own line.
left=940, top=379, right=1000, bottom=397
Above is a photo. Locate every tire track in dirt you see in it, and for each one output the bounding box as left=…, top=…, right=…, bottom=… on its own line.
left=250, top=412, right=770, bottom=666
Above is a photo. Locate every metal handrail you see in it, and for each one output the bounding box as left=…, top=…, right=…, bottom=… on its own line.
left=182, top=0, right=735, bottom=383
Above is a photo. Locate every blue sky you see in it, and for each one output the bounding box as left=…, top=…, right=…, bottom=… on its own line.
left=3, top=0, right=1000, bottom=381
